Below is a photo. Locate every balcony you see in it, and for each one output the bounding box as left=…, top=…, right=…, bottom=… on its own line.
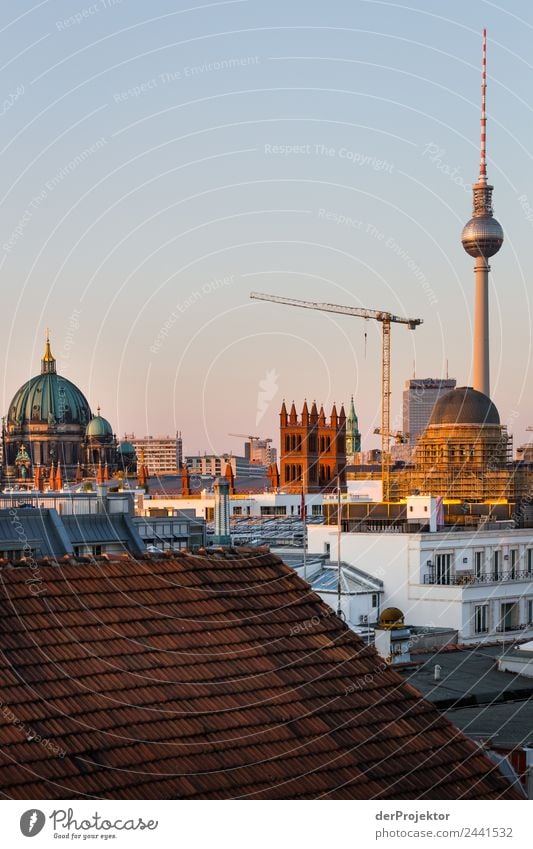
left=424, top=570, right=533, bottom=586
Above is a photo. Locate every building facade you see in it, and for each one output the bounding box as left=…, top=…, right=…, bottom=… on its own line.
left=185, top=453, right=266, bottom=478
left=244, top=438, right=277, bottom=466
left=127, top=433, right=183, bottom=475
left=279, top=400, right=346, bottom=493
left=402, top=378, right=456, bottom=444
left=308, top=510, right=533, bottom=645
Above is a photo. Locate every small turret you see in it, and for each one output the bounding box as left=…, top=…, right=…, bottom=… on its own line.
left=181, top=465, right=191, bottom=496
left=41, top=330, right=56, bottom=375
left=224, top=460, right=235, bottom=495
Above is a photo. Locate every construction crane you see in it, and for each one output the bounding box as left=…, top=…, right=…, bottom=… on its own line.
left=374, top=428, right=410, bottom=445
left=250, top=291, right=423, bottom=500
left=228, top=433, right=273, bottom=443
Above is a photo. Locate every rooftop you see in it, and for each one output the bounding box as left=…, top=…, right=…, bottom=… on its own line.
left=0, top=551, right=517, bottom=799
left=400, top=644, right=533, bottom=749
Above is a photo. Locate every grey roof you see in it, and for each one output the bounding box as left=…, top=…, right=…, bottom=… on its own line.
left=312, top=563, right=383, bottom=594
left=446, top=700, right=533, bottom=749
left=399, top=643, right=533, bottom=748
left=0, top=508, right=72, bottom=557
left=400, top=645, right=533, bottom=709
left=429, top=387, right=500, bottom=426
left=0, top=507, right=145, bottom=560
left=62, top=514, right=144, bottom=554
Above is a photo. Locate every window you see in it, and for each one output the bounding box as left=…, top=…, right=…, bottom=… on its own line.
left=474, top=551, right=483, bottom=578
left=371, top=593, right=378, bottom=609
left=260, top=506, right=287, bottom=516
left=528, top=600, right=533, bottom=624
left=493, top=550, right=500, bottom=580
left=312, top=505, right=322, bottom=516
left=233, top=507, right=242, bottom=516
left=510, top=549, right=518, bottom=579
left=474, top=604, right=488, bottom=634
left=435, top=553, right=451, bottom=585
left=528, top=549, right=533, bottom=575
left=499, top=602, right=518, bottom=632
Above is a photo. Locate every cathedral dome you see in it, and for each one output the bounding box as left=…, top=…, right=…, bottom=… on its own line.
left=118, top=440, right=135, bottom=456
left=86, top=409, right=113, bottom=440
left=429, top=387, right=500, bottom=427
left=8, top=337, right=91, bottom=427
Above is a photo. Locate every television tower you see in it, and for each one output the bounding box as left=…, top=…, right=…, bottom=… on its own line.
left=461, top=29, right=503, bottom=398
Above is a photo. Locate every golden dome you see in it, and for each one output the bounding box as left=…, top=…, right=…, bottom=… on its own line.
left=379, top=607, right=405, bottom=629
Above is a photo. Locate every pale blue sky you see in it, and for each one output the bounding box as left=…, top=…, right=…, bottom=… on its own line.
left=0, top=0, right=532, bottom=456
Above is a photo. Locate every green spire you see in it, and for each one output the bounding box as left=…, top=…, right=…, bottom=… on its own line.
left=346, top=395, right=361, bottom=454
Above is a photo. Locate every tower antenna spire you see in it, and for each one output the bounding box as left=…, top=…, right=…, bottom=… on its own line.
left=479, top=27, right=487, bottom=183
left=461, top=27, right=503, bottom=399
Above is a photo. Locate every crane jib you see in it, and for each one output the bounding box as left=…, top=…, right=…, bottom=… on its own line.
left=250, top=292, right=422, bottom=328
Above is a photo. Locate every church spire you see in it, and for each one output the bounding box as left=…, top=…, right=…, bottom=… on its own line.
left=346, top=395, right=361, bottom=455
left=41, top=329, right=56, bottom=374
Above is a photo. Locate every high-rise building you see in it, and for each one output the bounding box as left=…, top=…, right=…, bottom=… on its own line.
left=402, top=378, right=457, bottom=444
left=127, top=433, right=183, bottom=475
left=185, top=453, right=267, bottom=478
left=244, top=438, right=277, bottom=466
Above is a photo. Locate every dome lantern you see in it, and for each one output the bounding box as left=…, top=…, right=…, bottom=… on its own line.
left=41, top=330, right=56, bottom=374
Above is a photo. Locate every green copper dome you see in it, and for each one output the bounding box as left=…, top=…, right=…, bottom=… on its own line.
left=8, top=337, right=91, bottom=427
left=86, top=409, right=113, bottom=439
left=118, top=440, right=135, bottom=455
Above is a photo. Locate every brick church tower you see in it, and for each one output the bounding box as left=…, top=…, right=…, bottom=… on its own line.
left=279, top=400, right=346, bottom=493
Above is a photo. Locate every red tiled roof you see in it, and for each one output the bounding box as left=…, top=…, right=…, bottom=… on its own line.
left=0, top=550, right=519, bottom=800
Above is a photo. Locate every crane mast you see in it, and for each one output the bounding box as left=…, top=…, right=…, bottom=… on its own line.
left=250, top=291, right=422, bottom=501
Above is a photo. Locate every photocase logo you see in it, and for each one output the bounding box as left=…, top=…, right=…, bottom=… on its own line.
left=20, top=809, right=46, bottom=837
left=256, top=368, right=279, bottom=426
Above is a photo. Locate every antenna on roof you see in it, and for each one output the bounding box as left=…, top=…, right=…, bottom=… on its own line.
left=479, top=27, right=487, bottom=183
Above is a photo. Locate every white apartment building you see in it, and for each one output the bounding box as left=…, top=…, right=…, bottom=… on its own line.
left=128, top=433, right=183, bottom=474
left=308, top=513, right=533, bottom=644
left=139, top=490, right=324, bottom=520
left=185, top=453, right=267, bottom=478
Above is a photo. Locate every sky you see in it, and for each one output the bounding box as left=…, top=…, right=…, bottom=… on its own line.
left=0, top=0, right=532, bottom=457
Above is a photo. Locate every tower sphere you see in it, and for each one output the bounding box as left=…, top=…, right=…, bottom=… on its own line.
left=461, top=215, right=503, bottom=258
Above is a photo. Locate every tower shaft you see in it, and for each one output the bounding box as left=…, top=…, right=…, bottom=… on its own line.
left=473, top=257, right=490, bottom=396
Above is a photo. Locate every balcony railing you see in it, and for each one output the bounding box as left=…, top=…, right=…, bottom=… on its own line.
left=424, top=570, right=533, bottom=586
